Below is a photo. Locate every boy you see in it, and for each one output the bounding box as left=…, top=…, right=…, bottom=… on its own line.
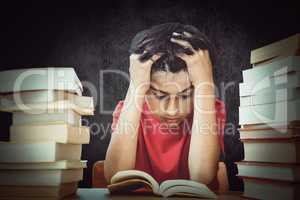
left=104, top=23, right=226, bottom=188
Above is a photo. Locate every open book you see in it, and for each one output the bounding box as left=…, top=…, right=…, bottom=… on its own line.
left=107, top=170, right=217, bottom=198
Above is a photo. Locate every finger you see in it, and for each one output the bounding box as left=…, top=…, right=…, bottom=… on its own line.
left=130, top=47, right=148, bottom=58
left=171, top=33, right=197, bottom=55
left=151, top=54, right=162, bottom=62
left=170, top=37, right=195, bottom=52
left=170, top=33, right=194, bottom=49
left=139, top=51, right=152, bottom=63
left=175, top=53, right=188, bottom=60
left=130, top=53, right=141, bottom=60
left=172, top=32, right=190, bottom=40
left=183, top=31, right=193, bottom=37
left=183, top=25, right=199, bottom=35
left=145, top=53, right=162, bottom=64
left=172, top=32, right=181, bottom=36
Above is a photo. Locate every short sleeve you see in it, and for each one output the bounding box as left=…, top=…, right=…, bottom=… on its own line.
left=111, top=100, right=124, bottom=133
left=215, top=99, right=226, bottom=155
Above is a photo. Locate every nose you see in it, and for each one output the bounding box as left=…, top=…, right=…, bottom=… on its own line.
left=165, top=97, right=178, bottom=116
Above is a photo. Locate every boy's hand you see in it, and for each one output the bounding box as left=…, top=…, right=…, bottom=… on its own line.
left=170, top=32, right=214, bottom=88
left=129, top=52, right=161, bottom=94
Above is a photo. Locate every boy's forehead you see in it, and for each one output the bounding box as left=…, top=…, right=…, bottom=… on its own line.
left=150, top=71, right=192, bottom=93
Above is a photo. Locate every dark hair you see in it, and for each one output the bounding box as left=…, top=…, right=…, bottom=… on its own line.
left=129, top=22, right=215, bottom=73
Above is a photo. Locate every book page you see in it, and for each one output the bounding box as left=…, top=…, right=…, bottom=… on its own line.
left=159, top=179, right=217, bottom=198
left=161, top=185, right=217, bottom=198
left=110, top=170, right=159, bottom=193
left=108, top=178, right=153, bottom=194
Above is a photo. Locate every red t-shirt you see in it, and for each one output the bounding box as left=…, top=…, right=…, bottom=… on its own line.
left=111, top=99, right=226, bottom=184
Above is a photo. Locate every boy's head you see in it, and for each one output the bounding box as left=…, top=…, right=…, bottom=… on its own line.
left=129, top=23, right=214, bottom=127
left=129, top=22, right=215, bottom=73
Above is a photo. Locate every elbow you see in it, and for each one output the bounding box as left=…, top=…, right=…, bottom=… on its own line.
left=190, top=171, right=216, bottom=185
left=103, top=162, right=113, bottom=184
left=189, top=163, right=218, bottom=185
left=103, top=171, right=111, bottom=184
left=103, top=154, right=136, bottom=184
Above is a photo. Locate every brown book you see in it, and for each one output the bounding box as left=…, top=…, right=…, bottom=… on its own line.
left=0, top=169, right=83, bottom=186
left=239, top=126, right=300, bottom=140
left=251, top=33, right=300, bottom=66
left=241, top=120, right=300, bottom=130
left=253, top=50, right=300, bottom=67
left=0, top=182, right=77, bottom=198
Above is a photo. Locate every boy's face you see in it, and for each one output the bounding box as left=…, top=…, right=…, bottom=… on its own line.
left=145, top=70, right=194, bottom=126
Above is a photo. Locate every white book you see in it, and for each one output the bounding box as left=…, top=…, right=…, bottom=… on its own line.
left=10, top=124, right=90, bottom=144
left=237, top=161, right=300, bottom=182
left=242, top=139, right=300, bottom=163
left=0, top=182, right=78, bottom=198
left=240, top=88, right=300, bottom=106
left=239, top=99, right=300, bottom=125
left=0, top=142, right=82, bottom=163
left=239, top=71, right=300, bottom=97
left=0, top=90, right=92, bottom=108
left=0, top=160, right=87, bottom=170
left=0, top=99, right=94, bottom=115
left=0, top=169, right=83, bottom=186
left=0, top=68, right=82, bottom=95
left=12, top=109, right=81, bottom=126
left=243, top=56, right=300, bottom=83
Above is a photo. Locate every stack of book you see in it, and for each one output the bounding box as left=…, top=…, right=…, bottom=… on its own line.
left=237, top=33, right=300, bottom=200
left=0, top=68, right=94, bottom=199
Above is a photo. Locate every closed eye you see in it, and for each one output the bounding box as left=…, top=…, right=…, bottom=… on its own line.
left=155, top=94, right=168, bottom=100
left=180, top=94, right=194, bottom=99
left=180, top=95, right=190, bottom=99
left=150, top=90, right=168, bottom=100
left=179, top=91, right=193, bottom=99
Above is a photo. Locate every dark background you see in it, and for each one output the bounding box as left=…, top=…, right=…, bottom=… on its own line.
left=0, top=0, right=299, bottom=191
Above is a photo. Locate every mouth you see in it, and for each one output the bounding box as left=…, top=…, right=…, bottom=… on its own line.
left=163, top=118, right=181, bottom=123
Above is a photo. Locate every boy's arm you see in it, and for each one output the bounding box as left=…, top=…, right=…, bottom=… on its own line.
left=188, top=84, right=220, bottom=185
left=170, top=33, right=220, bottom=185
left=104, top=83, right=146, bottom=183
left=104, top=53, right=161, bottom=183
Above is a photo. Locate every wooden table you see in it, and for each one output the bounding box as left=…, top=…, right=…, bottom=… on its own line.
left=74, top=188, right=243, bottom=200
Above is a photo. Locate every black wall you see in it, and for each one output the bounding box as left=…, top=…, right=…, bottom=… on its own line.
left=0, top=0, right=299, bottom=190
